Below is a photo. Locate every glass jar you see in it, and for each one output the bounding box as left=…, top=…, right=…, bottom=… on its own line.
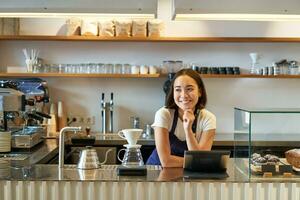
left=32, top=63, right=42, bottom=73
left=58, top=64, right=65, bottom=73
left=122, top=64, right=131, bottom=74
left=114, top=63, right=122, bottom=74
left=85, top=63, right=91, bottom=74
left=105, top=63, right=114, bottom=74
left=165, top=60, right=176, bottom=73
left=43, top=64, right=51, bottom=73
left=175, top=60, right=183, bottom=72
left=289, top=61, right=299, bottom=75
left=130, top=116, right=140, bottom=129
left=280, top=64, right=289, bottom=75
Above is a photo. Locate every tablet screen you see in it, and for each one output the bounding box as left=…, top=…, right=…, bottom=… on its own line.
left=183, top=150, right=230, bottom=172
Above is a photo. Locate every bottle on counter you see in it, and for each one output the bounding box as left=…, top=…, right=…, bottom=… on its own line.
left=47, top=103, right=57, bottom=137
left=131, top=116, right=140, bottom=129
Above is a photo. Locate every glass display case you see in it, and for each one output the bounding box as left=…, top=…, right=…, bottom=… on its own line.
left=234, top=107, right=300, bottom=180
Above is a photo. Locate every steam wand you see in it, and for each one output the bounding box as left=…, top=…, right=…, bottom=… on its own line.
left=109, top=92, right=114, bottom=133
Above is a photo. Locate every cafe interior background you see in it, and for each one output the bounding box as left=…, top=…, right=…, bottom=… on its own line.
left=1, top=0, right=300, bottom=138
left=1, top=0, right=300, bottom=199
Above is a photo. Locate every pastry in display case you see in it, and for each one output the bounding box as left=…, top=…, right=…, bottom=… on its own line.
left=285, top=149, right=300, bottom=169
left=234, top=107, right=300, bottom=180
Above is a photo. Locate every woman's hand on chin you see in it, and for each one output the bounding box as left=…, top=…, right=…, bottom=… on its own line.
left=182, top=109, right=195, bottom=132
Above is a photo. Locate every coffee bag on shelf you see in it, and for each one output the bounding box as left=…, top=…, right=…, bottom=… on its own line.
left=98, top=20, right=115, bottom=37
left=132, top=19, right=147, bottom=37
left=148, top=19, right=164, bottom=37
left=0, top=18, right=19, bottom=35
left=115, top=19, right=132, bottom=37
left=81, top=19, right=98, bottom=36
left=66, top=18, right=81, bottom=36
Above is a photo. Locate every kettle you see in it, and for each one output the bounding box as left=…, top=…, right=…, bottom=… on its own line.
left=77, top=146, right=113, bottom=170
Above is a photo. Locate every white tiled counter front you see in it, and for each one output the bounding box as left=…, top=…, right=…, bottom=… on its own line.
left=0, top=163, right=300, bottom=200
left=1, top=180, right=300, bottom=200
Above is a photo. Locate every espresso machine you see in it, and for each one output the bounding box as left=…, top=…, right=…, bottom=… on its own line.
left=0, top=78, right=50, bottom=149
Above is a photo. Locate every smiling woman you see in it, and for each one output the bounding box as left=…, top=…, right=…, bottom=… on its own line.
left=146, top=69, right=216, bottom=167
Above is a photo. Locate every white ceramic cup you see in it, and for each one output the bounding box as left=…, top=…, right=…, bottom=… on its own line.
left=149, top=65, right=157, bottom=74
left=131, top=65, right=140, bottom=74
left=118, top=129, right=143, bottom=145
left=140, top=65, right=149, bottom=74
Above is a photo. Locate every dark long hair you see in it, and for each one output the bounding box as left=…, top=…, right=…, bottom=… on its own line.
left=165, top=69, right=207, bottom=110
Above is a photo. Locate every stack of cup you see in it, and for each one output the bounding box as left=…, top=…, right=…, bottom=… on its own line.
left=149, top=65, right=157, bottom=74
left=47, top=103, right=57, bottom=137
left=0, top=160, right=10, bottom=179
left=0, top=131, right=11, bottom=152
left=131, top=65, right=140, bottom=74
left=57, top=101, right=67, bottom=131
left=140, top=65, right=148, bottom=74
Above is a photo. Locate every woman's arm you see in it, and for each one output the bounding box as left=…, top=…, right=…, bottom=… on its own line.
left=154, top=127, right=184, bottom=167
left=185, top=129, right=215, bottom=150
left=183, top=110, right=216, bottom=150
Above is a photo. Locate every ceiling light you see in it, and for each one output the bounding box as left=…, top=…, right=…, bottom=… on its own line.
left=0, top=0, right=156, bottom=19
left=173, top=0, right=300, bottom=21
left=0, top=12, right=155, bottom=19
left=175, top=14, right=300, bottom=21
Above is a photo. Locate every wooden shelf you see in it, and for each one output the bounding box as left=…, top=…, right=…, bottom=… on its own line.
left=0, top=73, right=161, bottom=78
left=1, top=73, right=300, bottom=79
left=1, top=35, right=300, bottom=42
left=199, top=74, right=300, bottom=78
left=161, top=74, right=300, bottom=78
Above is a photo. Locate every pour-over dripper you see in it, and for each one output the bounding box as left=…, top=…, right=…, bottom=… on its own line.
left=117, top=129, right=143, bottom=145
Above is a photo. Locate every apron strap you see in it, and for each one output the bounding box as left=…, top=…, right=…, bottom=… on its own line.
left=170, top=109, right=178, bottom=135
left=192, top=109, right=200, bottom=133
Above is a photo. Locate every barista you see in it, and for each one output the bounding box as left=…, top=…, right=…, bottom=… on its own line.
left=146, top=69, right=216, bottom=167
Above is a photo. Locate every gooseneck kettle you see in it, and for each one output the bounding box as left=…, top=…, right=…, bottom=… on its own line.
left=77, top=146, right=113, bottom=169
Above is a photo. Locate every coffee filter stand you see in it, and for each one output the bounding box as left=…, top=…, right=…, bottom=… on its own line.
left=123, top=144, right=142, bottom=148
left=117, top=141, right=147, bottom=176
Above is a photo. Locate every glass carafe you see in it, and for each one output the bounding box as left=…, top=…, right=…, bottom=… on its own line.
left=117, top=145, right=144, bottom=166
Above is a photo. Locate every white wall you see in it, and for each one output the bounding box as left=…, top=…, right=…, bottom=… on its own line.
left=2, top=41, right=300, bottom=138
left=2, top=0, right=300, bottom=138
